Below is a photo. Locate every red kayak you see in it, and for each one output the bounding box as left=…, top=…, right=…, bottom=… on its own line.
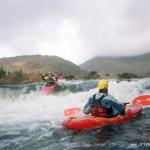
left=62, top=105, right=142, bottom=130
left=41, top=83, right=58, bottom=94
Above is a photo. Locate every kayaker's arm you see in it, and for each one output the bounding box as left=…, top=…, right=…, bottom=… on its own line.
left=83, top=97, right=93, bottom=114
left=101, top=99, right=125, bottom=116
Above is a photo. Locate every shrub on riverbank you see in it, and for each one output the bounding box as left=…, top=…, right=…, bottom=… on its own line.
left=0, top=69, right=41, bottom=85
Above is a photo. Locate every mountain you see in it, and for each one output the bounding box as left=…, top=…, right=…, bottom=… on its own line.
left=80, top=53, right=150, bottom=76
left=0, top=55, right=86, bottom=75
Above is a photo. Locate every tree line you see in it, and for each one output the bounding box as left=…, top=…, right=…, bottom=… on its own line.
left=0, top=67, right=41, bottom=84
left=0, top=67, right=141, bottom=85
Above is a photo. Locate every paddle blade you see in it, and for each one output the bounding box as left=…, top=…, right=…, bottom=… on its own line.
left=64, top=107, right=81, bottom=116
left=132, top=95, right=150, bottom=106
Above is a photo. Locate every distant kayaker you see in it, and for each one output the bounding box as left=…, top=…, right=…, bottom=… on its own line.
left=57, top=72, right=65, bottom=80
left=83, top=80, right=125, bottom=118
left=42, top=72, right=57, bottom=87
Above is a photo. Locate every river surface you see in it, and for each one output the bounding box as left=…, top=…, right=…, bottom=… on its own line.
left=0, top=79, right=150, bottom=150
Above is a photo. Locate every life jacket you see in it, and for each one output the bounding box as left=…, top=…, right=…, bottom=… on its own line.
left=90, top=94, right=108, bottom=117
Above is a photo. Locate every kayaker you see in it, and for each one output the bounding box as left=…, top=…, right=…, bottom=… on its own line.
left=83, top=80, right=125, bottom=118
left=57, top=72, right=65, bottom=80
left=42, top=72, right=57, bottom=87
left=48, top=72, right=51, bottom=80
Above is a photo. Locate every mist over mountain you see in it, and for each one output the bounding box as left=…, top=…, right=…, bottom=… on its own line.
left=0, top=55, right=86, bottom=75
left=80, top=53, right=150, bottom=76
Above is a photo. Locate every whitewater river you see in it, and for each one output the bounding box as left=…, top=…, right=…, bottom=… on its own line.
left=0, top=79, right=150, bottom=150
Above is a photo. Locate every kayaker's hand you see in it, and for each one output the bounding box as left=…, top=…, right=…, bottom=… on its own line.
left=118, top=104, right=126, bottom=116
left=120, top=111, right=125, bottom=116
left=120, top=107, right=125, bottom=116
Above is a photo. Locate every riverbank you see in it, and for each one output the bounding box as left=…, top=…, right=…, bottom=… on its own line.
left=0, top=67, right=148, bottom=85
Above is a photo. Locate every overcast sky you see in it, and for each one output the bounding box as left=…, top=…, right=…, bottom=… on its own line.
left=0, top=0, right=150, bottom=64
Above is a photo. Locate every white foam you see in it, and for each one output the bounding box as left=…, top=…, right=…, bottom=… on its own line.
left=0, top=78, right=149, bottom=124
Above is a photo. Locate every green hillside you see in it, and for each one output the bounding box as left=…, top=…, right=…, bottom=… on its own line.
left=0, top=55, right=86, bottom=75
left=80, top=53, right=150, bottom=76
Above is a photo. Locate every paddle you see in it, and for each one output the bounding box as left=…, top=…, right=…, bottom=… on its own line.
left=132, top=95, right=150, bottom=106
left=123, top=102, right=130, bottom=106
left=64, top=107, right=82, bottom=117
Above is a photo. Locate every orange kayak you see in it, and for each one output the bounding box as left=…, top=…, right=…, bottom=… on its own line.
left=62, top=105, right=142, bottom=130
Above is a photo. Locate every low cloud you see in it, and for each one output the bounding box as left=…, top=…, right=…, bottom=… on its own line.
left=0, top=0, right=150, bottom=64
